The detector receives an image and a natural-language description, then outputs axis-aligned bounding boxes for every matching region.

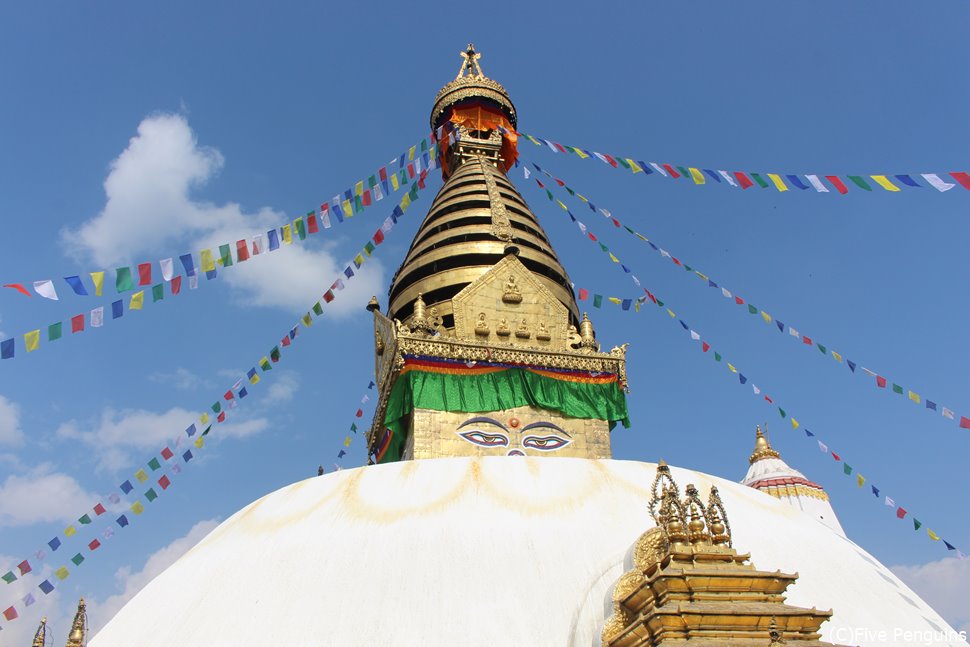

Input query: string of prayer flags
[515,129,970,195]
[333,380,379,464]
[525,158,968,431]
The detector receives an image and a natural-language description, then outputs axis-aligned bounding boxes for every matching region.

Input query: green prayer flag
[48,322,63,341]
[409,183,419,200]
[312,302,323,316]
[656,299,664,307]
[566,187,575,196]
[747,304,757,314]
[364,241,376,256]
[676,166,690,178]
[892,384,904,395]
[212,402,221,413]
[847,175,873,191]
[270,347,281,362]
[617,158,631,169]
[545,189,554,201]
[294,218,306,240]
[350,423,358,432]
[817,344,827,354]
[750,173,770,188]
[683,265,692,272]
[201,424,212,436]
[420,139,428,152]
[78,513,91,525]
[115,267,134,292]
[148,457,161,471]
[843,463,852,475]
[2,571,17,584]
[71,553,84,566]
[354,195,364,213]
[152,284,164,302]
[778,407,787,418]
[145,488,158,502]
[714,352,722,362]
[599,243,609,253]
[593,294,603,308]
[219,244,233,267]
[914,519,922,531]
[368,174,377,188]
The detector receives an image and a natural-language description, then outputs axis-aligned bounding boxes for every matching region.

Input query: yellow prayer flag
[635,233,649,242]
[390,173,400,191]
[282,224,293,244]
[727,363,737,373]
[90,271,105,296]
[928,529,940,541]
[831,351,843,362]
[856,474,865,487]
[200,249,216,272]
[129,291,144,310]
[354,181,364,196]
[25,329,40,352]
[791,418,799,430]
[608,253,620,263]
[199,412,209,425]
[666,309,676,318]
[695,272,709,281]
[760,311,772,324]
[871,175,901,192]
[688,167,705,184]
[577,194,589,202]
[909,391,921,404]
[194,437,205,448]
[767,173,789,192]
[408,146,415,161]
[401,194,411,211]
[135,469,148,483]
[556,199,568,211]
[341,200,353,217]
[64,525,77,537]
[301,313,312,327]
[354,254,365,267]
[55,567,69,581]
[628,159,643,174]
[344,436,352,447]
[573,148,589,159]
[608,297,622,305]
[131,501,145,515]
[249,373,260,385]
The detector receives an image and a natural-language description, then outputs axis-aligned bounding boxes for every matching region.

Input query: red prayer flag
[323,290,335,303]
[281,335,292,347]
[171,276,182,295]
[2,283,31,297]
[671,257,682,266]
[554,178,565,187]
[702,342,710,353]
[950,172,970,191]
[764,395,773,403]
[663,164,680,178]
[159,475,171,490]
[355,408,363,418]
[71,314,85,333]
[161,447,174,460]
[138,263,152,285]
[379,167,388,182]
[373,229,385,245]
[554,142,567,154]
[802,336,812,345]
[645,290,657,305]
[88,539,101,551]
[578,288,588,301]
[536,179,546,189]
[896,507,907,519]
[17,560,31,575]
[611,218,621,228]
[217,411,226,423]
[362,189,372,206]
[734,296,744,305]
[603,154,619,168]
[587,232,597,242]
[407,163,415,178]
[825,176,849,195]
[831,452,841,461]
[418,170,428,189]
[3,605,18,620]
[876,375,887,388]
[93,503,106,516]
[960,416,970,430]
[236,240,250,262]
[307,214,319,233]
[224,390,234,401]
[734,172,754,189]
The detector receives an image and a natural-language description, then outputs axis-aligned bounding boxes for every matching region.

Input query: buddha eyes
[522,435,571,451]
[459,430,509,447]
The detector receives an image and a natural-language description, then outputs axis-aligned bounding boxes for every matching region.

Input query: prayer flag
[79,513,91,525]
[943,407,955,419]
[267,229,280,250]
[88,539,100,551]
[922,173,954,192]
[847,175,872,191]
[294,217,307,240]
[320,203,332,229]
[876,375,887,388]
[247,368,259,384]
[93,502,106,516]
[593,294,603,308]
[48,322,62,341]
[825,176,849,194]
[48,537,61,551]
[17,560,30,576]
[115,266,134,292]
[179,254,195,277]
[892,383,903,395]
[71,553,84,566]
[857,474,865,487]
[236,239,250,262]
[145,488,157,502]
[895,174,920,187]
[282,224,293,244]
[960,416,970,430]
[1,338,13,359]
[871,175,900,192]
[135,469,148,483]
[24,329,40,352]
[928,529,941,540]
[200,249,216,272]
[138,263,152,285]
[33,279,59,300]
[120,480,133,494]
[766,173,788,191]
[688,167,705,184]
[750,173,769,188]
[64,275,88,295]
[307,212,319,234]
[843,463,852,475]
[1,571,15,584]
[131,501,145,515]
[148,457,162,470]
[3,606,18,620]
[908,391,920,404]
[152,284,164,302]
[896,507,907,519]
[2,283,31,297]
[950,172,970,190]
[159,475,171,490]
[55,567,69,580]
[805,174,829,192]
[129,291,144,310]
[160,258,174,281]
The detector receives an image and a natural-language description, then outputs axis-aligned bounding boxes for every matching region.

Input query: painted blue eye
[522,435,571,451]
[459,430,509,447]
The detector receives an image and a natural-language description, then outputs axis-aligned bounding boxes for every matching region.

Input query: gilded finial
[706,485,733,547]
[409,293,436,336]
[684,484,711,546]
[366,295,380,312]
[579,312,598,351]
[65,598,88,647]
[749,423,780,464]
[31,616,48,647]
[457,43,484,79]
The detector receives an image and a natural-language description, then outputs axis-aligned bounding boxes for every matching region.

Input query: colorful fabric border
[514,129,970,195]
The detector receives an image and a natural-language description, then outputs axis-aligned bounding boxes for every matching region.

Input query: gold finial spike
[66,598,88,647]
[32,616,48,647]
[366,295,380,312]
[579,312,598,351]
[684,484,711,546]
[457,43,484,79]
[749,423,780,464]
[706,485,733,547]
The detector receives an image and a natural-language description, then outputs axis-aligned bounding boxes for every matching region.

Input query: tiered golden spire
[31,616,48,647]
[65,598,87,647]
[749,423,781,464]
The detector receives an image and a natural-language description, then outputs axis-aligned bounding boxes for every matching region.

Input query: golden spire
[32,616,48,647]
[749,424,781,464]
[456,43,484,79]
[65,598,87,647]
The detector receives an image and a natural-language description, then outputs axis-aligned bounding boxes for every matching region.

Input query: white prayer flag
[252,234,264,255]
[373,184,384,202]
[189,273,199,290]
[90,307,104,327]
[942,407,955,420]
[718,170,738,187]
[922,173,955,192]
[577,222,587,234]
[805,174,829,193]
[650,162,667,177]
[593,152,610,165]
[599,208,611,218]
[721,287,731,298]
[631,275,641,286]
[660,249,671,258]
[885,496,896,507]
[160,258,174,281]
[789,327,800,337]
[752,385,761,394]
[33,280,58,300]
[524,167,531,179]
[818,441,828,453]
[381,217,394,233]
[689,330,700,341]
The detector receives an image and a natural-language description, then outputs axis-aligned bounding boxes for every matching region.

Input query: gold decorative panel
[402,405,612,460]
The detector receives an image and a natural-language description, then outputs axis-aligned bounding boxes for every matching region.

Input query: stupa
[88,46,965,647]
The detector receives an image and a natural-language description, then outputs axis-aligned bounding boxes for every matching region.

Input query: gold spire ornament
[65,598,88,647]
[456,43,484,79]
[31,616,48,647]
[749,423,781,464]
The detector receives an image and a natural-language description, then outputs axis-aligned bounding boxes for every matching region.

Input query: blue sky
[1,0,969,640]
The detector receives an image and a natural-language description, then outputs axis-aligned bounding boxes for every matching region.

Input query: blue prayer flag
[776,320,785,332]
[116,515,129,528]
[239,387,248,398]
[847,360,857,372]
[637,161,653,175]
[787,175,810,190]
[332,197,344,223]
[368,381,375,389]
[111,300,123,319]
[621,299,632,311]
[392,205,403,221]
[183,450,193,462]
[205,269,217,280]
[48,537,61,552]
[185,423,196,437]
[679,320,688,330]
[1,339,13,359]
[179,254,195,277]
[704,169,721,183]
[805,429,815,437]
[895,174,921,188]
[944,540,956,551]
[267,229,280,250]
[120,480,133,494]
[739,374,747,384]
[926,400,937,411]
[39,580,54,594]
[64,275,88,295]
[343,267,354,279]
[871,485,880,497]
[337,449,347,458]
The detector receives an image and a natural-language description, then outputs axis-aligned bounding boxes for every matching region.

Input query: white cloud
[61,113,383,315]
[87,519,219,637]
[892,556,970,633]
[265,370,300,403]
[147,367,207,391]
[56,406,268,472]
[0,465,101,527]
[0,394,24,445]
